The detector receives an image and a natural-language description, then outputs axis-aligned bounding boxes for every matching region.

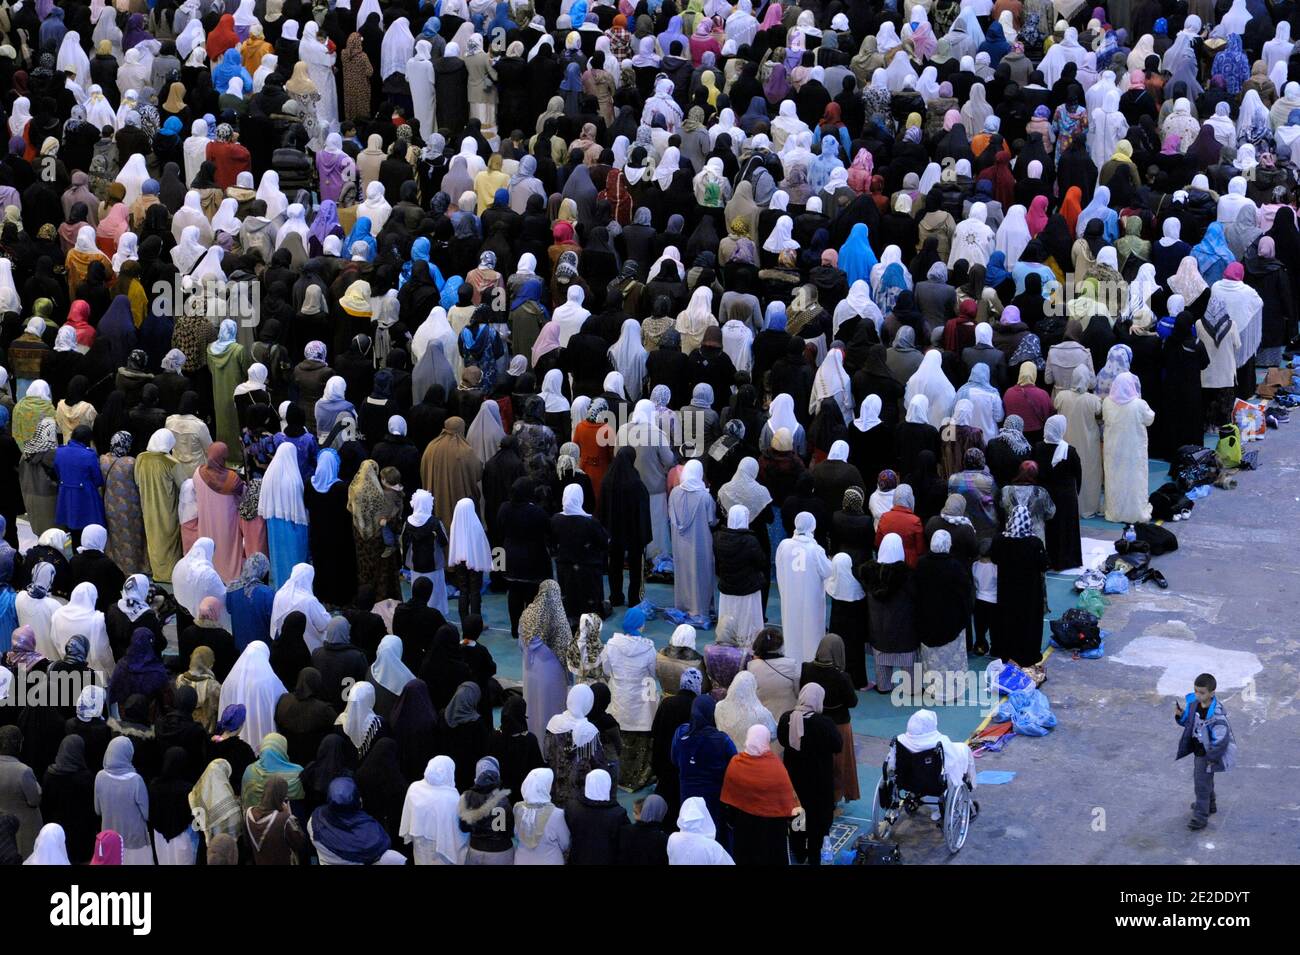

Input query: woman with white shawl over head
[259,442,310,589]
[949,201,995,266]
[173,538,230,626]
[1039,26,1086,88]
[716,504,765,643]
[714,669,777,750]
[668,796,735,864]
[609,318,649,400]
[299,22,339,128]
[905,350,957,428]
[219,641,288,753]
[400,755,468,864]
[554,286,591,346]
[995,204,1032,266]
[668,460,718,620]
[407,40,436,136]
[256,169,289,222]
[49,582,114,673]
[512,767,570,865]
[270,563,330,650]
[447,497,492,617]
[892,709,976,789]
[57,32,92,91]
[466,400,506,464]
[721,316,754,373]
[182,119,211,187]
[775,510,834,664]
[810,347,854,422]
[1101,372,1155,523]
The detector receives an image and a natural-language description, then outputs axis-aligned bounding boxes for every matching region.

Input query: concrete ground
[19,409,1300,864]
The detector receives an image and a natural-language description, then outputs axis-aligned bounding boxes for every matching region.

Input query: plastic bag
[1103,570,1130,594]
[1079,636,1106,660]
[1007,688,1057,736]
[985,659,1034,697]
[1076,588,1108,618]
[1233,398,1266,441]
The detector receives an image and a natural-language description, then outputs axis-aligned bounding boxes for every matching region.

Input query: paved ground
[19,410,1299,864]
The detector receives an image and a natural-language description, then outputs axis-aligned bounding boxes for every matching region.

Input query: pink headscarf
[1109,372,1141,405]
[1223,262,1245,281]
[1026,195,1049,236]
[760,1,784,30]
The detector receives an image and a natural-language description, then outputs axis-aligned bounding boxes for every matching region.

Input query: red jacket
[206,140,252,190]
[875,506,926,567]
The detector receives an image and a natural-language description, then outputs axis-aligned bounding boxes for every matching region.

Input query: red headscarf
[1060,187,1084,236]
[66,300,95,348]
[207,14,240,61]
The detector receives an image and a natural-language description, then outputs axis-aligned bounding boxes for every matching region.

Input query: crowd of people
[0,0,1295,866]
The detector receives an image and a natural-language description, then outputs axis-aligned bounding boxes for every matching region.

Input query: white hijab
[218,641,288,752]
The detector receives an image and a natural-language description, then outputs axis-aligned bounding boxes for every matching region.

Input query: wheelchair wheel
[943,783,972,853]
[870,778,892,839]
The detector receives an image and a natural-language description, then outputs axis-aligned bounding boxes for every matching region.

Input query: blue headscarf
[1192,223,1235,284]
[569,0,589,26]
[310,778,391,864]
[213,48,253,95]
[311,448,341,492]
[510,277,549,314]
[984,251,1010,287]
[808,138,844,193]
[440,276,464,310]
[838,222,879,285]
[622,606,646,634]
[978,22,1010,66]
[764,301,787,331]
[345,217,377,260]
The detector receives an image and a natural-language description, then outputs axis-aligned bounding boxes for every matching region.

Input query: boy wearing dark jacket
[1175,672,1236,830]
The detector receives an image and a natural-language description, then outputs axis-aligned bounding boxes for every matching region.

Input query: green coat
[208,342,250,461]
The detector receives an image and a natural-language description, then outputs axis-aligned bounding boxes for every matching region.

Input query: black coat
[712,526,767,596]
[910,553,973,646]
[565,793,629,865]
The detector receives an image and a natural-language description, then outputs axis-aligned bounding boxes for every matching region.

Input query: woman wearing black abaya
[304,447,357,603]
[39,735,96,864]
[356,737,407,850]
[274,668,339,766]
[439,681,491,791]
[1031,416,1083,571]
[488,695,545,805]
[390,678,440,784]
[418,624,474,711]
[989,505,1049,680]
[301,735,357,817]
[1154,308,1210,461]
[269,611,313,689]
[148,746,198,865]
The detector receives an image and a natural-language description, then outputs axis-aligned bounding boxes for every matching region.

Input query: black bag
[1148,481,1193,521]
[1134,522,1178,555]
[1173,445,1220,491]
[1050,608,1102,651]
[853,838,902,865]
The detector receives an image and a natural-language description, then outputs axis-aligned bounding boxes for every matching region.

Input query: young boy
[1175,673,1236,830]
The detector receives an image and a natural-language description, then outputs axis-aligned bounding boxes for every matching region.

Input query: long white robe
[599,633,659,731]
[774,532,833,665]
[668,483,717,618]
[217,641,287,753]
[407,48,436,137]
[16,592,63,663]
[1053,388,1103,517]
[1101,398,1155,523]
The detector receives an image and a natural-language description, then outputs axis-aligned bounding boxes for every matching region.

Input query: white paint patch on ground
[1108,635,1263,697]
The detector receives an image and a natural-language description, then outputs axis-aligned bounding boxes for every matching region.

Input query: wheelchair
[869,738,978,854]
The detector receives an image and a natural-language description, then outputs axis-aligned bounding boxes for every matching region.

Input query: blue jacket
[54,441,106,530]
[1175,695,1236,773]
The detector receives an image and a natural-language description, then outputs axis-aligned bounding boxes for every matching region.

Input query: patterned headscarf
[1003,505,1034,538]
[110,430,134,457]
[679,667,703,694]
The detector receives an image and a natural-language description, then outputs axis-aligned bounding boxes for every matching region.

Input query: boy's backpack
[1215,423,1242,468]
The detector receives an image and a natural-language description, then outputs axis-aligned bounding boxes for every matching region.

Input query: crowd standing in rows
[0,0,1295,865]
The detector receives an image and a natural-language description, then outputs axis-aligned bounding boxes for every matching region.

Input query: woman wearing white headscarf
[775,511,833,664]
[904,350,956,428]
[668,460,717,620]
[299,22,339,127]
[269,563,329,651]
[257,442,309,588]
[357,181,392,234]
[23,824,71,865]
[893,708,976,789]
[995,204,1032,266]
[466,400,506,464]
[400,755,468,864]
[948,201,994,266]
[49,582,114,673]
[553,286,591,346]
[809,347,854,423]
[608,318,649,400]
[57,32,92,91]
[1101,373,1155,523]
[512,767,570,865]
[172,538,229,628]
[182,119,211,187]
[172,191,212,245]
[407,40,437,136]
[219,641,289,753]
[447,497,492,619]
[714,669,777,750]
[1039,26,1086,87]
[667,796,735,864]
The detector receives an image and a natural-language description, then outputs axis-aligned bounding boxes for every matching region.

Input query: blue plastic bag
[1079,634,1106,659]
[988,660,1034,696]
[1007,688,1057,736]
[1103,570,1130,594]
